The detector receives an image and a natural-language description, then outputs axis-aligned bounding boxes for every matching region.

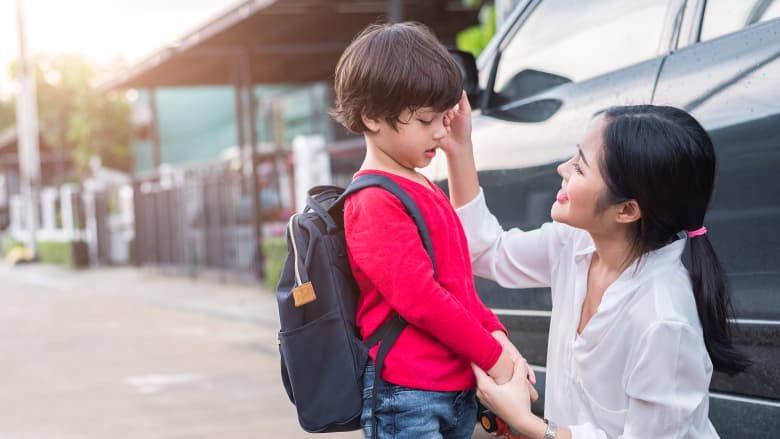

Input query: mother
[441,94,750,439]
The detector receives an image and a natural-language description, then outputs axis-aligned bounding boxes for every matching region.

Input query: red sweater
[344,170,505,391]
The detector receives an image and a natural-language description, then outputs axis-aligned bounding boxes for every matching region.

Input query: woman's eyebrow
[577,145,590,167]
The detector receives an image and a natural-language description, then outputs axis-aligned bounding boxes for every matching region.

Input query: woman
[440,94,750,438]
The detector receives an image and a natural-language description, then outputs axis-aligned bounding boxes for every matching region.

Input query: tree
[0,97,14,132]
[9,54,133,175]
[456,3,496,58]
[68,88,132,172]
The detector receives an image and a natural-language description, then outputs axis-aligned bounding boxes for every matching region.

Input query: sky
[0,0,241,98]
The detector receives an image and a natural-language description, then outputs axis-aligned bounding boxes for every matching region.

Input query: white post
[15,0,42,255]
[59,184,76,240]
[82,188,97,265]
[40,187,57,232]
[292,134,330,213]
[9,195,23,236]
[83,178,107,264]
[116,184,135,263]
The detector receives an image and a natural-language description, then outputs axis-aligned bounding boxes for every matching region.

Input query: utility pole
[15,0,42,256]
[388,0,403,23]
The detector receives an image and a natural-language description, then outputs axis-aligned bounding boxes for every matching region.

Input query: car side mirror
[448,49,482,109]
[490,98,563,123]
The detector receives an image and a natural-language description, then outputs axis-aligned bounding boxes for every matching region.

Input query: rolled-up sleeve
[455,188,568,289]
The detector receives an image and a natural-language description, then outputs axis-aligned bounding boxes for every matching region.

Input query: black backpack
[276,173,436,433]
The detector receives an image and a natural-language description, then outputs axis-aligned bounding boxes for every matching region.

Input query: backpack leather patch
[293,281,317,307]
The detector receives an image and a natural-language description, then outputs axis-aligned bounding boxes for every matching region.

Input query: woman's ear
[361,113,381,133]
[615,199,642,224]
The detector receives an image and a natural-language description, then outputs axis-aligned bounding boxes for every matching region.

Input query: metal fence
[133,169,259,279]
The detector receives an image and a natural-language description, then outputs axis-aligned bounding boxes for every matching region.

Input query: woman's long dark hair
[600,105,750,375]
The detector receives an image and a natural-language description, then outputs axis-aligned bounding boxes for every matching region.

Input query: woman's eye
[572,163,583,175]
[418,119,433,125]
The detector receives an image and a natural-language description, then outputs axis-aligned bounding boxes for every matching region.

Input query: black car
[426,1,780,436]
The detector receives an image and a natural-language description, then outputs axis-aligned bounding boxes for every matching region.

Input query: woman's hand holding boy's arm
[474,361,564,439]
[474,360,537,429]
[441,91,481,208]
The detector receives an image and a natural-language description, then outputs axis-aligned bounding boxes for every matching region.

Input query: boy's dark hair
[331,22,463,133]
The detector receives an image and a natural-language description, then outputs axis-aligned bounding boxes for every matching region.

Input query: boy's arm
[481,306,536,382]
[478,302,506,335]
[346,189,504,374]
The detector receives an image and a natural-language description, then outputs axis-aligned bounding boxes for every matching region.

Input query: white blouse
[457,189,719,439]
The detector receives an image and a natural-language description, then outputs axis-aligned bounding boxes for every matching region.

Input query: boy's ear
[615,199,642,224]
[361,113,381,133]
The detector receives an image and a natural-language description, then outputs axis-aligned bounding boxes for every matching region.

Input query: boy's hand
[486,348,514,385]
[491,331,536,385]
[440,91,473,156]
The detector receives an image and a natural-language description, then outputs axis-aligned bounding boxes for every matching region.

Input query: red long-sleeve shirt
[344,169,506,391]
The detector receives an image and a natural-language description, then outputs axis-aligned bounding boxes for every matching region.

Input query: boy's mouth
[424,147,437,158]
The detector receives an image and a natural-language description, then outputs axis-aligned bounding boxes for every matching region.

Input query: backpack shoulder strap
[335,173,437,276]
[286,213,310,287]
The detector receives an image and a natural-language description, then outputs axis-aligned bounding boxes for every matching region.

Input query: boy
[331,22,518,439]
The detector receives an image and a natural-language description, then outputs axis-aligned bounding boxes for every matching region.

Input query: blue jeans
[361,364,477,439]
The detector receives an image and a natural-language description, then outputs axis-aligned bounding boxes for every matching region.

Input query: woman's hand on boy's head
[439,91,473,156]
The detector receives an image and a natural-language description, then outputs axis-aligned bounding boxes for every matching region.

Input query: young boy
[331,22,518,439]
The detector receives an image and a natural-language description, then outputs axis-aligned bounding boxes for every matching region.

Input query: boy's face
[363,107,449,170]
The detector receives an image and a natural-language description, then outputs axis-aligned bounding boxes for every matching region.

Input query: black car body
[425,1,780,436]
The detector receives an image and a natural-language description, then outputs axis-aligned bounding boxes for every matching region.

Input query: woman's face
[551,115,612,230]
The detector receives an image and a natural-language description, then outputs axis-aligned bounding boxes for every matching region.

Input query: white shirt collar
[573,231,687,276]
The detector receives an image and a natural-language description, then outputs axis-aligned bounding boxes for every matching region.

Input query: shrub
[37,240,89,268]
[262,237,288,291]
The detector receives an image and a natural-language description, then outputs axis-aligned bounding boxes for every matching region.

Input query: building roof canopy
[104,0,478,89]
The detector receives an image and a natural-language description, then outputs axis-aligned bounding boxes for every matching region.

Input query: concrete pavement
[0,264,491,439]
[0,264,362,439]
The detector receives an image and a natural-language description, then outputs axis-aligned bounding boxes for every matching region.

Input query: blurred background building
[0,0,508,283]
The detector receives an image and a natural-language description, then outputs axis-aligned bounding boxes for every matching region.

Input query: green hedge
[262,237,288,291]
[37,240,89,268]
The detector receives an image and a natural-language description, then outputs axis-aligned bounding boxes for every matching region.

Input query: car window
[492,0,669,106]
[700,0,780,42]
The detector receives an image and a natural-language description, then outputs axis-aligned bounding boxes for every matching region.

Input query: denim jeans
[361,364,477,439]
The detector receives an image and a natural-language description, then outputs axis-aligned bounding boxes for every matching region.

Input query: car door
[651,1,780,436]
[424,0,683,412]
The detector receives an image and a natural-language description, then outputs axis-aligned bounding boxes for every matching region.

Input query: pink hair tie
[687,226,707,238]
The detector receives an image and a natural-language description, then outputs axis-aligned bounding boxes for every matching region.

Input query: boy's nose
[433,123,447,140]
